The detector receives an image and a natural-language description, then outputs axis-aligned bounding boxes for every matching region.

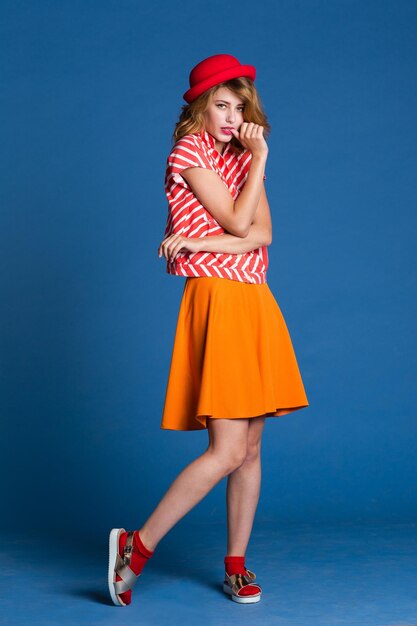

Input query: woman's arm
[180,123,268,237]
[190,223,270,255]
[189,182,272,254]
[158,181,272,260]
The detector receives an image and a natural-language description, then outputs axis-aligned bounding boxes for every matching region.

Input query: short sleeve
[167,135,212,185]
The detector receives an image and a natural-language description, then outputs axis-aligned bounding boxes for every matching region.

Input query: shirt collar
[199,129,231,156]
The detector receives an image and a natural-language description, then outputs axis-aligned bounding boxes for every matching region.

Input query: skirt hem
[160,402,309,431]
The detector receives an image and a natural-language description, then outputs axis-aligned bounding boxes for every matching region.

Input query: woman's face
[203,87,245,152]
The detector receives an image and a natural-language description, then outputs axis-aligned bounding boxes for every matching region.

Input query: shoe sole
[223,582,262,603]
[108,528,126,606]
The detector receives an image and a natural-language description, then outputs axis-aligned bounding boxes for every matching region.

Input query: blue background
[1,0,416,544]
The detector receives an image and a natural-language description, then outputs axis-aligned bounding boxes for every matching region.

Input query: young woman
[108,53,309,607]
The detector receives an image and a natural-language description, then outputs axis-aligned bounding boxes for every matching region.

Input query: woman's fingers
[236,123,261,138]
[168,238,186,261]
[236,122,267,157]
[158,233,184,260]
[158,234,174,258]
[240,122,257,138]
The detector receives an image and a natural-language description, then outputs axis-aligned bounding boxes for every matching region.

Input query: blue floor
[2,520,417,625]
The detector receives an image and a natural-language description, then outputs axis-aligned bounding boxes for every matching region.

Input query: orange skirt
[160,276,309,431]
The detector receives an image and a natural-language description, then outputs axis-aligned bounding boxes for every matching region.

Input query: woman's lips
[221,128,233,135]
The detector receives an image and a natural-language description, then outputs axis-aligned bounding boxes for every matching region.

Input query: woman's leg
[225,416,266,555]
[138,417,250,552]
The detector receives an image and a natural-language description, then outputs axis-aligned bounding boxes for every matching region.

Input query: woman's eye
[216,104,245,112]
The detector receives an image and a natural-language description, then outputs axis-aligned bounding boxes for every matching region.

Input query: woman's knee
[207,445,247,474]
[206,417,248,472]
[243,417,265,463]
[244,441,261,464]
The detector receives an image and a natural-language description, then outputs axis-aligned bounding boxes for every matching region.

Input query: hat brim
[183,64,256,103]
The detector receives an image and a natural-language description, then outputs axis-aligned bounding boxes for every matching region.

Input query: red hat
[183,54,256,104]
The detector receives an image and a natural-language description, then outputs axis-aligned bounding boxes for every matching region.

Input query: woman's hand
[230,122,268,159]
[158,233,201,262]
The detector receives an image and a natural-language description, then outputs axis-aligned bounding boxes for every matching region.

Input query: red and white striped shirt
[163,129,269,284]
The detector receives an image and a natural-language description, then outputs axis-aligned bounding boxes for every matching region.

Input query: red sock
[224,555,247,575]
[116,530,154,605]
[224,555,260,596]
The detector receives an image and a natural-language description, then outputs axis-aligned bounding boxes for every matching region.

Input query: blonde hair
[173,77,270,155]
